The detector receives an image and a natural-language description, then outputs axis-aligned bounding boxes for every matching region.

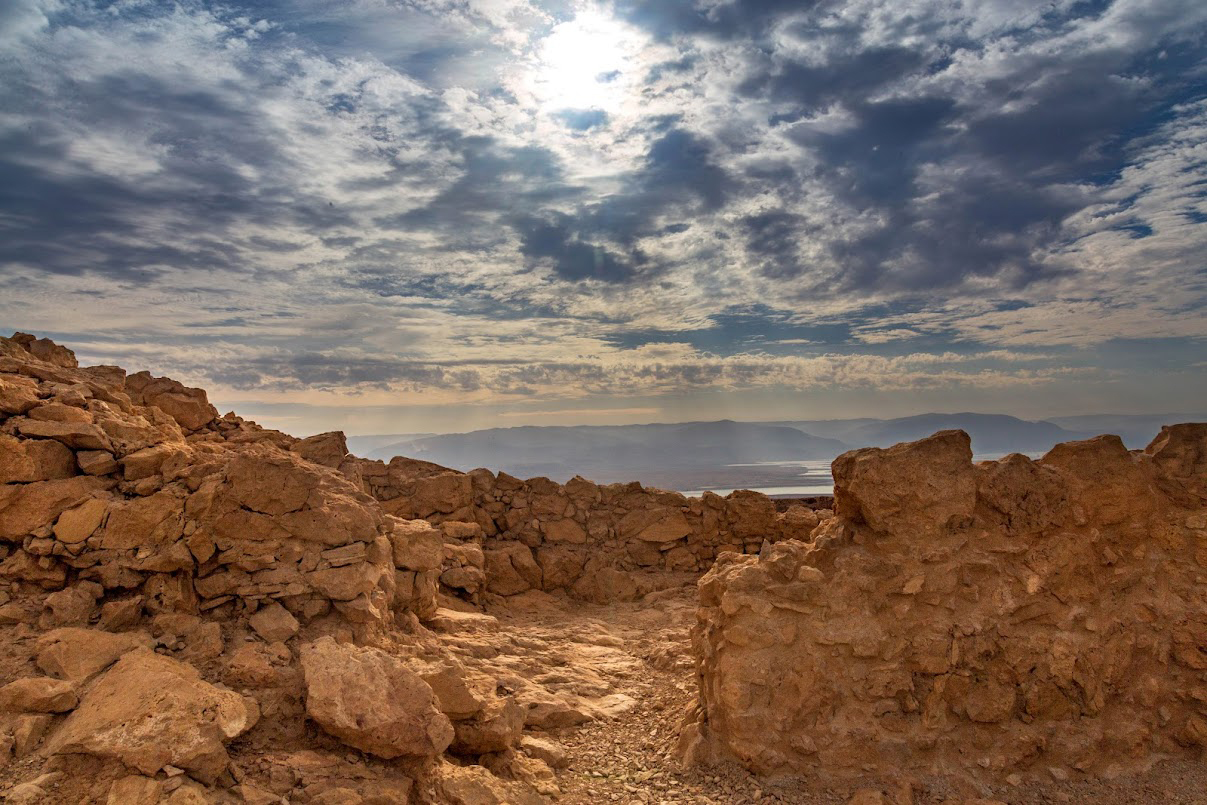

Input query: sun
[531,8,641,114]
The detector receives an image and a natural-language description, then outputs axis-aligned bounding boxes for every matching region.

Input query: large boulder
[36,628,154,682]
[124,371,218,432]
[0,434,75,483]
[47,648,258,781]
[290,431,350,468]
[300,637,454,759]
[831,429,976,536]
[0,477,111,541]
[483,543,542,596]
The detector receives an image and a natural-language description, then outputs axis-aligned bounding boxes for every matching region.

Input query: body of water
[678,453,1039,498]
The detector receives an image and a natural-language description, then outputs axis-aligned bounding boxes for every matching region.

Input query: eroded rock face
[47,648,258,781]
[300,636,454,759]
[683,425,1207,784]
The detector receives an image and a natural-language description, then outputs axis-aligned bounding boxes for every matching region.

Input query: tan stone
[106,776,163,805]
[290,431,349,468]
[0,677,78,712]
[389,517,444,571]
[0,476,110,540]
[451,696,525,754]
[542,518,587,544]
[483,543,542,596]
[411,660,494,721]
[48,648,258,781]
[832,429,976,535]
[520,735,569,769]
[100,491,184,551]
[76,449,119,475]
[684,426,1207,784]
[249,602,299,642]
[121,443,183,480]
[36,627,153,682]
[0,434,75,483]
[300,636,453,758]
[53,498,109,543]
[435,762,545,805]
[125,371,218,432]
[0,375,40,414]
[15,418,112,450]
[28,401,92,423]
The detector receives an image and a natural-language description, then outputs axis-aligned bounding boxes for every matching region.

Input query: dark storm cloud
[616,0,830,39]
[707,3,1207,293]
[516,214,638,282]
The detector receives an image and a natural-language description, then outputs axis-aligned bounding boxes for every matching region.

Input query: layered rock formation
[682,427,1207,785]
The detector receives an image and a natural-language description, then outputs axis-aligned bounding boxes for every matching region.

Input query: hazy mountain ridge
[774,412,1084,454]
[367,420,846,483]
[355,412,1204,489]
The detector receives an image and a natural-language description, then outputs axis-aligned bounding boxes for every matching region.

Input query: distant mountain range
[770,413,1076,454]
[365,420,846,484]
[354,412,1204,490]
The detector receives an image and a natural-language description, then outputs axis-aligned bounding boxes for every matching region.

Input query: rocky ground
[445,589,1207,805]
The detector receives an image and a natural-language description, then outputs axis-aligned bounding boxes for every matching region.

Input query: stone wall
[0,334,442,633]
[354,454,830,603]
[680,427,1207,784]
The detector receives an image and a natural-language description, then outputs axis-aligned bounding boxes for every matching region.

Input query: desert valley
[0,333,1204,805]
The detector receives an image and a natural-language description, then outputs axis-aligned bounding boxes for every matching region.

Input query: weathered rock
[0,375,40,415]
[0,476,110,541]
[435,762,545,805]
[412,659,495,720]
[36,627,153,682]
[47,648,258,780]
[0,677,78,713]
[684,426,1207,783]
[542,518,586,544]
[106,776,163,805]
[300,637,453,758]
[520,735,569,769]
[76,450,119,476]
[451,695,525,754]
[290,431,350,468]
[832,429,976,535]
[40,582,102,626]
[0,434,75,483]
[15,418,112,451]
[249,601,299,642]
[483,543,542,596]
[125,371,218,432]
[389,517,443,571]
[52,498,109,544]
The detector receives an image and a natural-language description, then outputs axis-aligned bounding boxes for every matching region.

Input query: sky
[1,0,1205,436]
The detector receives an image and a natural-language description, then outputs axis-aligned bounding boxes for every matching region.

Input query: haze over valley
[352,411,1204,493]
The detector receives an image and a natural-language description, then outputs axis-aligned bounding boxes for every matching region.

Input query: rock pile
[354,457,830,604]
[682,427,1207,786]
[0,334,562,802]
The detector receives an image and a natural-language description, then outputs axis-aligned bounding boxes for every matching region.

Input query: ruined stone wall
[681,426,1207,785]
[354,455,830,603]
[0,334,442,633]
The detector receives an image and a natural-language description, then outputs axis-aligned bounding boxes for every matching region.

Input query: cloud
[0,0,1203,425]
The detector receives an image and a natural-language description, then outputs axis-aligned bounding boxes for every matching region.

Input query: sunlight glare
[532,8,640,114]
